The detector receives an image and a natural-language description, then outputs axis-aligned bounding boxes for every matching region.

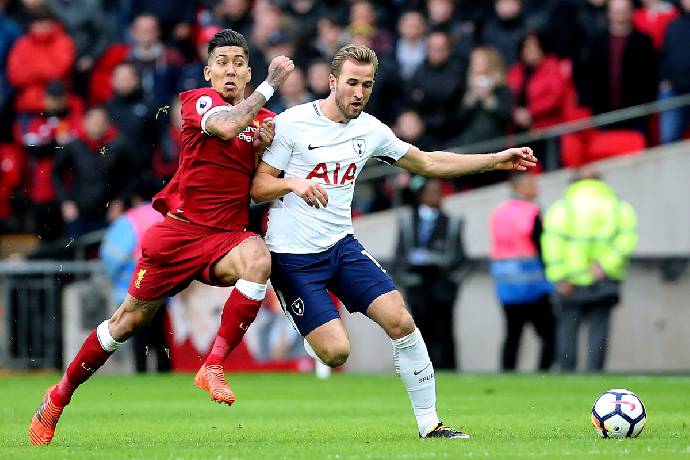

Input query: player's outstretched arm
[252,161,328,208]
[394,146,538,178]
[206,56,294,141]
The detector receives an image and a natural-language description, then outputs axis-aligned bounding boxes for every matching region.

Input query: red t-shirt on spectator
[152,87,274,231]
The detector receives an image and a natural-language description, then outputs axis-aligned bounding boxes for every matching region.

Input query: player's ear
[203,66,211,82]
[329,74,336,92]
[247,66,252,82]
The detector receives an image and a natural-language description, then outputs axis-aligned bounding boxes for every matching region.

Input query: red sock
[51,330,113,406]
[205,289,262,366]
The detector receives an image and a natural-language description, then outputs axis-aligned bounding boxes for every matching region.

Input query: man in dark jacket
[105,62,158,172]
[52,107,133,238]
[407,30,464,144]
[658,0,690,144]
[579,0,657,133]
[394,179,466,369]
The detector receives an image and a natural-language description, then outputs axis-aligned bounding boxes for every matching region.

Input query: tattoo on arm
[206,91,266,139]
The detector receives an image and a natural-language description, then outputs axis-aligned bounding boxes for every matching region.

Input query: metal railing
[0,261,103,369]
[358,92,690,182]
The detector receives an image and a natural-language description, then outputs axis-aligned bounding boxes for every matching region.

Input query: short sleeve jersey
[152,87,274,231]
[262,100,411,253]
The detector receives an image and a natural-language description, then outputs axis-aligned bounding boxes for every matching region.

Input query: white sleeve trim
[201,105,233,135]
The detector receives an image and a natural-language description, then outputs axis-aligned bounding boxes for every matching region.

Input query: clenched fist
[266,56,295,89]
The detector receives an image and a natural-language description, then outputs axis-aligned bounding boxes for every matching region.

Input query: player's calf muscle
[108,296,163,341]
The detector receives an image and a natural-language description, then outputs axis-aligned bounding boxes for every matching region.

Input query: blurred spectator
[179,25,222,92]
[126,14,184,107]
[249,0,284,53]
[17,81,83,240]
[395,10,427,81]
[542,167,638,371]
[131,0,196,47]
[0,143,25,232]
[451,0,492,24]
[579,0,657,131]
[105,62,158,171]
[99,175,168,373]
[393,110,436,151]
[407,30,464,143]
[0,2,22,141]
[394,178,466,370]
[348,0,393,55]
[632,0,678,50]
[480,0,526,66]
[286,0,322,48]
[426,0,475,63]
[658,0,690,144]
[489,173,554,371]
[52,107,133,238]
[262,29,315,70]
[90,14,184,107]
[313,14,348,62]
[547,0,608,63]
[204,0,253,39]
[306,59,331,99]
[7,6,75,113]
[46,0,113,97]
[151,97,181,181]
[268,67,313,113]
[506,29,568,149]
[452,46,512,147]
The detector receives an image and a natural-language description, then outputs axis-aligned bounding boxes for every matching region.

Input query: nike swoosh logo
[413,363,431,375]
[307,144,325,150]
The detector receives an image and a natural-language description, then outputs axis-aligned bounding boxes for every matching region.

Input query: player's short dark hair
[207,29,249,61]
[331,44,379,78]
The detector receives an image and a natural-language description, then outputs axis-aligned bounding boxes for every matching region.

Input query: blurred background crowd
[0,0,689,251]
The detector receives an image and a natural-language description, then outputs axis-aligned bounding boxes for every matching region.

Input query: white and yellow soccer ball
[591,388,646,438]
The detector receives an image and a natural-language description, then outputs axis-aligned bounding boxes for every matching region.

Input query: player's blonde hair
[331,44,379,78]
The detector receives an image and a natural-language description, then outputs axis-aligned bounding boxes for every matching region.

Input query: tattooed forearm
[206,91,266,140]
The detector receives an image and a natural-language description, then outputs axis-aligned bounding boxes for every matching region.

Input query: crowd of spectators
[1,0,689,247]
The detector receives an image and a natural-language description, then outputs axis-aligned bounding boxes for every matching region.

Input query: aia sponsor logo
[306,162,357,185]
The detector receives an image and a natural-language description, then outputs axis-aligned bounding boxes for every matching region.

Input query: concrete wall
[344,141,690,372]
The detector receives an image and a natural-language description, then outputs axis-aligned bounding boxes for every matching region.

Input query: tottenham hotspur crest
[290,297,304,316]
[352,138,366,157]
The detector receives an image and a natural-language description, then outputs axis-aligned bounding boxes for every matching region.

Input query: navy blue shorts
[270,235,397,336]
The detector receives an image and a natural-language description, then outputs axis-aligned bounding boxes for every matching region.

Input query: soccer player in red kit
[29,29,295,445]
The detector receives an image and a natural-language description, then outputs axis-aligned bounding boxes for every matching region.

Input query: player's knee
[240,240,271,281]
[386,308,416,339]
[319,342,350,368]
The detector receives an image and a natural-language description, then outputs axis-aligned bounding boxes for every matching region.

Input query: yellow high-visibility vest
[541,179,638,285]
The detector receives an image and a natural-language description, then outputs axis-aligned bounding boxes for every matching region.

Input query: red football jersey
[153,87,274,231]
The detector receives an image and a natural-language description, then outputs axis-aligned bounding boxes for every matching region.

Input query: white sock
[392,328,440,436]
[96,320,125,352]
[235,279,268,301]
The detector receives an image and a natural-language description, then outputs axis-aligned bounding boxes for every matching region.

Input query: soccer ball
[591,388,646,438]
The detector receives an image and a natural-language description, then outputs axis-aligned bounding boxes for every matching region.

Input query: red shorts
[127,216,257,301]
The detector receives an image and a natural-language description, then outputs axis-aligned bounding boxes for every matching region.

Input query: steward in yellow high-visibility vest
[541,172,637,371]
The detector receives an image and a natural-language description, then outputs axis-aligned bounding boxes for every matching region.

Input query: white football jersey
[262,100,411,253]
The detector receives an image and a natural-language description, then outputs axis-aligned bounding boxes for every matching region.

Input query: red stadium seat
[587,130,646,161]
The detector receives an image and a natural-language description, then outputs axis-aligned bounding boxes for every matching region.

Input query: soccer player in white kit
[251,44,538,439]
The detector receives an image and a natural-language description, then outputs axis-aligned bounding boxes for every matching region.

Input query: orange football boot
[194,364,236,406]
[29,385,64,445]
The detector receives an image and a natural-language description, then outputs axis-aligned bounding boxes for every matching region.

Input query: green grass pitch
[1,372,689,459]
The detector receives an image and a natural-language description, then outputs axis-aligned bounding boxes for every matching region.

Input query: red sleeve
[7,39,32,87]
[527,62,566,118]
[179,87,231,135]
